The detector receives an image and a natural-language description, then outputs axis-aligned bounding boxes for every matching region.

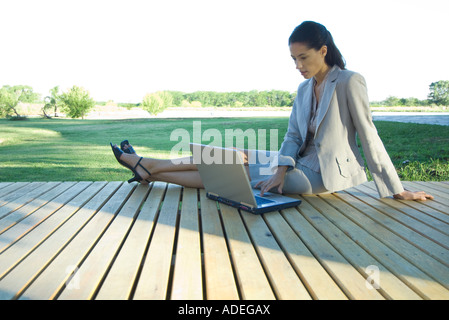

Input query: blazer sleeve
[346,73,404,197]
[276,96,303,171]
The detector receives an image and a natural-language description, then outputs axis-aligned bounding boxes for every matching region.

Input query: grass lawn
[0,117,448,182]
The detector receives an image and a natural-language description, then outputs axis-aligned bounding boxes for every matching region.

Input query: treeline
[371,80,449,107]
[2,80,448,119]
[138,90,297,115]
[370,96,431,107]
[164,90,296,108]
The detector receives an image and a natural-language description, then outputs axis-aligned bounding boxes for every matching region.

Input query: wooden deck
[0,180,448,300]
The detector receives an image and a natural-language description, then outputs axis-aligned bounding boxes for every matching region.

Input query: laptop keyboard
[255,196,275,206]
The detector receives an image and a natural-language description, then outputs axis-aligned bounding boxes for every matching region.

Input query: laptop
[190,143,301,214]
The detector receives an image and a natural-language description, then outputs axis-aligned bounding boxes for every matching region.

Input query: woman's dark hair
[289,21,346,69]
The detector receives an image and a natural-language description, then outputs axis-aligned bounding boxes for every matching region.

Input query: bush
[141,91,173,115]
[59,86,95,119]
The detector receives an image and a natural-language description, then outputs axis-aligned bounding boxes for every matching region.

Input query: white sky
[1,0,448,103]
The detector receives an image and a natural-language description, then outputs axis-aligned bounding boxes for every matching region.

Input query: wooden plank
[0,182,69,235]
[400,182,449,215]
[309,193,449,299]
[18,182,132,300]
[0,180,443,300]
[365,182,449,224]
[0,182,13,191]
[95,182,166,300]
[404,181,449,205]
[331,190,449,291]
[58,183,150,300]
[0,182,48,218]
[0,182,92,276]
[356,183,449,236]
[0,181,109,299]
[263,211,348,299]
[170,187,203,300]
[301,194,417,299]
[0,182,46,210]
[416,181,449,199]
[219,204,275,300]
[281,201,385,300]
[352,185,449,251]
[342,187,449,268]
[364,182,449,225]
[199,189,239,300]
[0,182,29,201]
[133,184,182,300]
[0,182,84,254]
[426,181,449,202]
[434,182,449,190]
[241,211,311,299]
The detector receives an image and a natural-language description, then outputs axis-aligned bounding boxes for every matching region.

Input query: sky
[1,0,448,103]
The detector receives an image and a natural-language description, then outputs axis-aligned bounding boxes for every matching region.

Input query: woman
[111,21,433,201]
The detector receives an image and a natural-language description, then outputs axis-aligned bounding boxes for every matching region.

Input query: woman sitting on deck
[111,21,433,201]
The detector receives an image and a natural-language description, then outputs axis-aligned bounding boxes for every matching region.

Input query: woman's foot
[111,143,152,184]
[120,152,153,182]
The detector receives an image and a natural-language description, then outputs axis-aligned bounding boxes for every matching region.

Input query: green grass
[0,117,448,182]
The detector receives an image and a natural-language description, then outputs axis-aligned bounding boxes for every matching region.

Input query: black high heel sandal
[110,143,151,184]
[120,140,136,154]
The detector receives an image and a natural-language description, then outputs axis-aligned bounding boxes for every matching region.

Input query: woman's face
[290,42,328,80]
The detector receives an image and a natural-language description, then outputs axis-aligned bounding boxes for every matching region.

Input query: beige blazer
[278,66,404,197]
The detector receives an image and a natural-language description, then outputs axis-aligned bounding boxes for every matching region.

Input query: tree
[141,91,173,116]
[43,86,61,118]
[0,87,20,117]
[428,80,449,106]
[0,85,40,118]
[384,96,401,107]
[59,86,95,119]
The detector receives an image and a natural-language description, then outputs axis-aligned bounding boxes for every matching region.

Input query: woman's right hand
[255,166,288,196]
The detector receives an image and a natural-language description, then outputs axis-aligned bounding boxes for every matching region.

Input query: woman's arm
[276,96,303,169]
[346,73,433,201]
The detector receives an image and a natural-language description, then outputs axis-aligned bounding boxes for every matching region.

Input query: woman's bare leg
[118,152,194,172]
[114,144,250,187]
[150,171,204,188]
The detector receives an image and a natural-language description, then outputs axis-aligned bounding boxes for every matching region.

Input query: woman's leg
[114,145,249,188]
[282,164,328,194]
[150,171,204,188]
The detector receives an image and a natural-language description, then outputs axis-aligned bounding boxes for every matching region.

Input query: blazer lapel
[299,79,313,141]
[314,66,340,136]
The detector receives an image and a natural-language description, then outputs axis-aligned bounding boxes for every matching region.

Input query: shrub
[190,101,202,108]
[59,86,95,119]
[141,91,173,115]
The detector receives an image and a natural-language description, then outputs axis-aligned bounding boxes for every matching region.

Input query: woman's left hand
[393,190,434,201]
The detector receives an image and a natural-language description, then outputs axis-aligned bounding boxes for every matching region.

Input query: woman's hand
[255,166,288,196]
[393,190,434,201]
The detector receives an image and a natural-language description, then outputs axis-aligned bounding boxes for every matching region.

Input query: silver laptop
[190,143,301,214]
